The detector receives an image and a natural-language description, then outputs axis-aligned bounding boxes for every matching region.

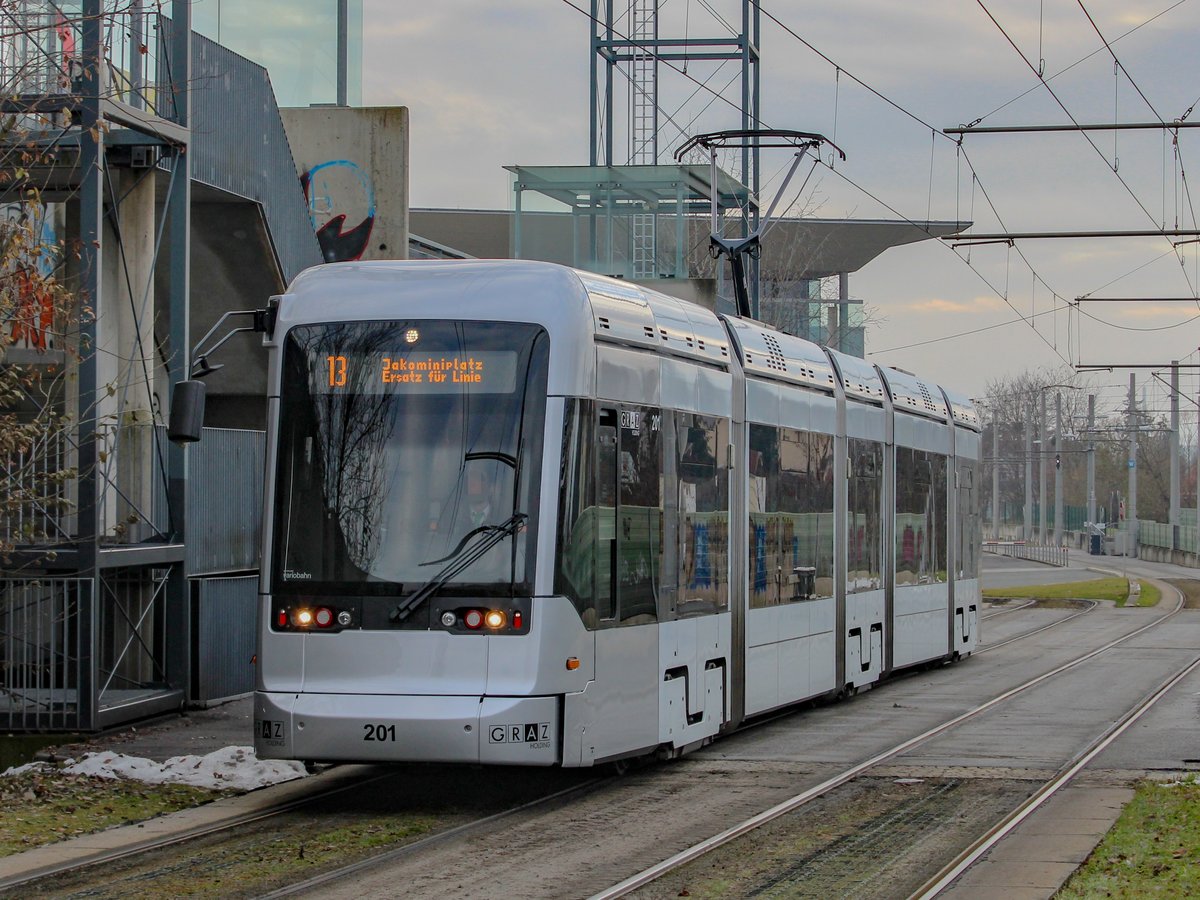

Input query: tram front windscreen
[272,320,549,607]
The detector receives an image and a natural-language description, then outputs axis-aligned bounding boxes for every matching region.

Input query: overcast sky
[360,0,1200,418]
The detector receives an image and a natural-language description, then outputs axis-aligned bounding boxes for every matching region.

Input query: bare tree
[0,147,79,562]
[0,0,107,563]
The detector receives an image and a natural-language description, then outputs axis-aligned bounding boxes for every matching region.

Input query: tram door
[953,454,980,653]
[584,406,662,761]
[593,405,663,622]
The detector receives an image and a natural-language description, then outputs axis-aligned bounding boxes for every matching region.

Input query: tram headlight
[285,606,345,630]
[484,609,506,629]
[440,611,457,628]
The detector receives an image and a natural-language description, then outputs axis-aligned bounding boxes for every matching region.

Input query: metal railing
[0,576,88,731]
[982,540,1069,567]
[1,427,73,549]
[1,566,179,732]
[1,1,173,116]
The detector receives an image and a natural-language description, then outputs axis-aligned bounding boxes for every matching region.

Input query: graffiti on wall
[300,159,376,263]
[3,205,59,352]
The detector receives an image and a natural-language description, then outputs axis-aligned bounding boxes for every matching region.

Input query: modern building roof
[409,208,969,281]
[504,164,755,214]
[760,217,970,279]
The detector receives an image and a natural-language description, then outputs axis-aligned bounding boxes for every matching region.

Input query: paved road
[981,552,1107,591]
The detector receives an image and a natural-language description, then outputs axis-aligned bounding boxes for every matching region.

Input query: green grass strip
[1058,779,1200,898]
[984,577,1164,607]
[983,577,1131,604]
[1131,580,1161,607]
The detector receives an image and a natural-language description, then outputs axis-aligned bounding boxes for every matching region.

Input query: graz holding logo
[488,722,550,746]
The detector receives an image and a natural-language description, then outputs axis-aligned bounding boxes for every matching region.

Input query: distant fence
[1138,521,1198,553]
[982,540,1069,567]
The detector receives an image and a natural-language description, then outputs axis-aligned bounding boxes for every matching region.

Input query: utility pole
[1087,394,1096,528]
[1128,374,1138,557]
[1054,392,1063,546]
[1170,361,1180,550]
[1024,409,1033,542]
[1039,392,1048,543]
[991,405,1000,539]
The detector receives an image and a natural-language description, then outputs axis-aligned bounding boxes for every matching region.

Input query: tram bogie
[254,259,981,768]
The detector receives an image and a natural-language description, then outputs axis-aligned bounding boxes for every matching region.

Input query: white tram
[254,259,981,767]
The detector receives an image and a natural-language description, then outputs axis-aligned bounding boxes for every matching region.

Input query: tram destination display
[314,349,520,394]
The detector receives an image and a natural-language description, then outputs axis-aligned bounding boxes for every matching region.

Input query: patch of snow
[61,746,307,791]
[1,761,49,778]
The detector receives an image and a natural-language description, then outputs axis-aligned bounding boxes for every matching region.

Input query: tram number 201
[362,723,397,742]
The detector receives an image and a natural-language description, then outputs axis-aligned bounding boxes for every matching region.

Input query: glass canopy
[504,164,757,281]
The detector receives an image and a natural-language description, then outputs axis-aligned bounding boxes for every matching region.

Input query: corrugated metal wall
[192,575,257,703]
[159,20,323,283]
[186,428,265,575]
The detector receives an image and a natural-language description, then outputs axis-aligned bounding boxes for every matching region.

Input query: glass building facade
[192,0,362,107]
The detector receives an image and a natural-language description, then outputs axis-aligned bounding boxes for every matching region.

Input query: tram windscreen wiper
[389,512,527,623]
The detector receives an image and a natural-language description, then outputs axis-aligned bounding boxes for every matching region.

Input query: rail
[592,588,1186,899]
[982,540,1068,567]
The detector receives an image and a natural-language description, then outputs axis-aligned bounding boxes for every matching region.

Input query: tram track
[975,598,1095,654]
[247,586,1170,899]
[2,764,603,898]
[0,764,393,894]
[911,643,1200,898]
[979,597,1036,619]
[257,777,606,899]
[2,592,1161,898]
[591,585,1189,899]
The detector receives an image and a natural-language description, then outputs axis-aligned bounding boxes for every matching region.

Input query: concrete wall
[280,106,409,262]
[1136,544,1200,568]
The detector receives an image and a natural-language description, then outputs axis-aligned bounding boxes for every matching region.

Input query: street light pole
[1054,391,1063,546]
[1128,373,1138,557]
[1024,408,1033,542]
[1087,394,1096,528]
[991,404,1000,540]
[1039,392,1048,543]
[1170,360,1180,550]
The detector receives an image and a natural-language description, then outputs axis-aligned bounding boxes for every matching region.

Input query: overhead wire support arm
[1076,363,1200,371]
[945,121,1200,136]
[946,229,1200,242]
[1074,297,1200,303]
[674,129,846,319]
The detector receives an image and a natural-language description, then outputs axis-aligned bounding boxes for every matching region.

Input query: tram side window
[596,408,619,621]
[617,407,662,624]
[956,459,981,580]
[555,400,598,625]
[555,402,662,628]
[675,413,730,615]
[748,423,778,608]
[847,439,883,593]
[895,447,948,585]
[748,423,835,608]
